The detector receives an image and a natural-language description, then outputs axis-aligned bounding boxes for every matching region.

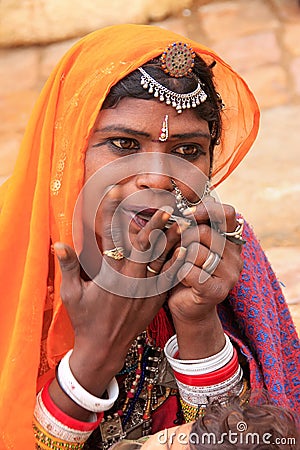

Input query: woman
[0,24,298,449]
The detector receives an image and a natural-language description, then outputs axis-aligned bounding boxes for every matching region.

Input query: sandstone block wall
[0,0,192,47]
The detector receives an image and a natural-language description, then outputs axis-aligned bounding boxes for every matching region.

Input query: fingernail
[176,219,191,234]
[182,206,196,216]
[54,243,67,260]
[161,205,174,221]
[161,205,174,215]
[178,246,187,259]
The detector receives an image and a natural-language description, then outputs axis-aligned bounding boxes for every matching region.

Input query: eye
[109,138,139,150]
[172,144,205,158]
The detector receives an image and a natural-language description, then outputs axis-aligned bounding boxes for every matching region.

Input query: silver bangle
[177,365,244,406]
[178,371,244,407]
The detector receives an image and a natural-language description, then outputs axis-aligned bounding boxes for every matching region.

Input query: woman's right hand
[50,187,186,415]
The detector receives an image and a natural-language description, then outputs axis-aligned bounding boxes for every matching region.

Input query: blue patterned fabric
[218,219,300,415]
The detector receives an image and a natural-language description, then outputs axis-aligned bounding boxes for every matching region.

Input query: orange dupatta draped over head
[0,24,259,448]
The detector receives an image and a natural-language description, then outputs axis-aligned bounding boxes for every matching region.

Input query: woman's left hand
[167,196,244,358]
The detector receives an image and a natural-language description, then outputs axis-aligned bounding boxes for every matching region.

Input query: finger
[145,218,190,276]
[133,206,174,252]
[53,242,83,304]
[183,241,235,281]
[185,242,210,268]
[156,246,187,292]
[183,225,243,277]
[176,261,195,287]
[127,206,174,276]
[177,261,217,292]
[181,223,225,256]
[217,243,244,279]
[100,185,124,265]
[179,247,243,295]
[183,197,238,233]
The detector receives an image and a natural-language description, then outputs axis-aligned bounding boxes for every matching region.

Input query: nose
[135,153,173,192]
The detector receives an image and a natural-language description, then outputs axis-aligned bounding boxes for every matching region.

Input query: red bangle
[41,379,103,431]
[173,348,239,387]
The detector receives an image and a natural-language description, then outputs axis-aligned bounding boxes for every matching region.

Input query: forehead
[94,97,209,134]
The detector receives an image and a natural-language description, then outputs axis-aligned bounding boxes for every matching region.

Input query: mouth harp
[164,214,194,229]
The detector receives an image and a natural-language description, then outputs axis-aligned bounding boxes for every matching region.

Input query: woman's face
[83,97,211,253]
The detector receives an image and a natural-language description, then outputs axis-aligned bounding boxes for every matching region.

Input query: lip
[122,206,159,230]
[123,205,161,217]
[124,204,160,213]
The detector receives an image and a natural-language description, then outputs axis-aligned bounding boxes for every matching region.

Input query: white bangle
[57,350,119,413]
[164,334,233,375]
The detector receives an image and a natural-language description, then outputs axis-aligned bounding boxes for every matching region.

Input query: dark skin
[49,98,243,421]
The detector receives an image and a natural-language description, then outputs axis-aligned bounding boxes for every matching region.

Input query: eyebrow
[95,126,210,141]
[95,125,150,138]
[170,131,211,140]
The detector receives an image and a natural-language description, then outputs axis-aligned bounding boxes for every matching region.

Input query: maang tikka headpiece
[138,42,207,114]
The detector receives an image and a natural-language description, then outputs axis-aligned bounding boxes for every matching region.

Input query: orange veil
[0,24,259,448]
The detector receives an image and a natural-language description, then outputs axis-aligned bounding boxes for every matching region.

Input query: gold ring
[147,265,159,275]
[103,247,124,260]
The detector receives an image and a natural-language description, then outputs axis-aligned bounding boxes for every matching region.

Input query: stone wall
[0,0,192,47]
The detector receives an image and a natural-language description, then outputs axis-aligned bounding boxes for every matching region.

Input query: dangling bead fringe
[138,67,207,114]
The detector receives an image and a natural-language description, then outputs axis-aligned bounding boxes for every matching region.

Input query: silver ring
[147,265,159,275]
[222,218,244,237]
[220,218,246,245]
[103,247,124,260]
[202,252,221,275]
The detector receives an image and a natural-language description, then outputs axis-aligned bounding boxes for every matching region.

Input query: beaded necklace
[84,332,170,449]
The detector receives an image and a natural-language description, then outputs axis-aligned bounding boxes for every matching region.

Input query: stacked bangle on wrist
[164,334,244,418]
[179,378,249,423]
[179,398,206,423]
[165,334,233,375]
[57,349,119,413]
[176,363,244,406]
[33,380,103,449]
